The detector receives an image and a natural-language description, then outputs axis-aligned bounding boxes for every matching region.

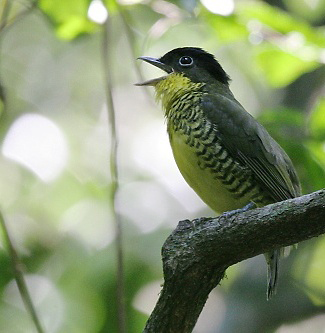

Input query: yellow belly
[170,132,250,213]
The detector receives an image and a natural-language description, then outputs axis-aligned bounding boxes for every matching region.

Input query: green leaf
[239,2,325,48]
[56,15,97,40]
[255,45,319,87]
[300,143,325,193]
[237,2,325,86]
[203,10,248,43]
[39,0,99,39]
[103,0,118,13]
[257,108,325,192]
[306,141,325,173]
[309,98,325,141]
[258,108,304,128]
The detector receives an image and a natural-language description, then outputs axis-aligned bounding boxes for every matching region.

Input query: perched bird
[136,47,301,299]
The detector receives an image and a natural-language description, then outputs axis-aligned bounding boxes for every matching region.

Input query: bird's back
[157,74,300,213]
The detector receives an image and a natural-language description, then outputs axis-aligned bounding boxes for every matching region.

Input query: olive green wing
[202,93,301,201]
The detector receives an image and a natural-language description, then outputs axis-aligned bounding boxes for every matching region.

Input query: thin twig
[0,0,38,34]
[116,3,156,106]
[0,0,12,114]
[102,15,127,333]
[0,0,12,32]
[0,212,45,333]
[0,3,44,331]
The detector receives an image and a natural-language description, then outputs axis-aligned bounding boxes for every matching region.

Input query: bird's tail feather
[265,249,281,300]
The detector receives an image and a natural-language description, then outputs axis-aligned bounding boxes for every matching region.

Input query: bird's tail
[264,249,281,300]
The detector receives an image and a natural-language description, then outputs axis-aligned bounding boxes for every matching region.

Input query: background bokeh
[0,0,324,332]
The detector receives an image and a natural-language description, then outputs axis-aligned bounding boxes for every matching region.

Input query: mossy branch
[143,189,325,333]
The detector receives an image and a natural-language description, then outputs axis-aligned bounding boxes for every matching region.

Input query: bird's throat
[154,73,204,113]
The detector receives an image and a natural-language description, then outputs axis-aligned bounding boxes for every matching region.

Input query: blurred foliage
[0,0,324,332]
[39,0,99,39]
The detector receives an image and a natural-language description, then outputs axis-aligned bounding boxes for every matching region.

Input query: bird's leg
[222,202,256,217]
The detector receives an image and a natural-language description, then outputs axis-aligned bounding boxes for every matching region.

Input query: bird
[136,47,301,299]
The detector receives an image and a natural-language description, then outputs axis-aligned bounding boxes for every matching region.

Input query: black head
[160,47,230,84]
[137,47,230,86]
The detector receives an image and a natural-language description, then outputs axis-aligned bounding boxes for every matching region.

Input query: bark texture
[143,189,325,333]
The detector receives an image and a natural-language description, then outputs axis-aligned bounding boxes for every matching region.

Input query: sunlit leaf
[39,0,99,39]
[202,10,248,43]
[239,2,325,48]
[255,45,319,87]
[103,0,118,13]
[56,15,97,39]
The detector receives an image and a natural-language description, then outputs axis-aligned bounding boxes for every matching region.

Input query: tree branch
[143,189,325,333]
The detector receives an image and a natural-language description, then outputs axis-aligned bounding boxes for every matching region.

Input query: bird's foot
[222,202,256,218]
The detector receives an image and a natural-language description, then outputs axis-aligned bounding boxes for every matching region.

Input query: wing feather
[202,93,301,202]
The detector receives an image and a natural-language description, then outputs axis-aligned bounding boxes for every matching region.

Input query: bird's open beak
[135,56,173,86]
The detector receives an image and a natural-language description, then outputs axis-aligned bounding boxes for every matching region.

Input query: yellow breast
[169,131,251,213]
[154,73,252,213]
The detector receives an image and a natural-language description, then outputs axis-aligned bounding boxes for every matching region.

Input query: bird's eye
[179,56,193,67]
